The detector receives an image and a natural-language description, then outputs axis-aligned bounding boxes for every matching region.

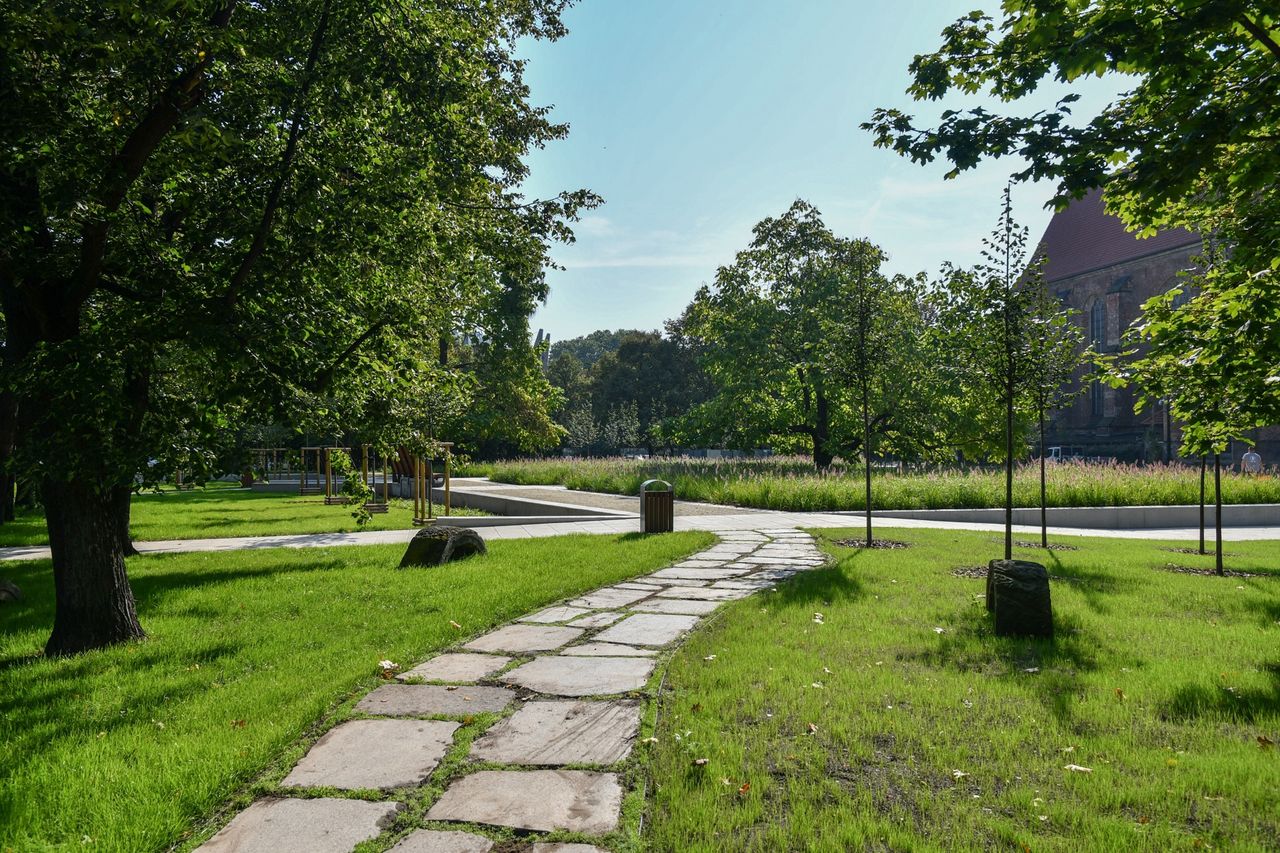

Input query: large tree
[681,201,867,469]
[0,1,594,655]
[865,0,1280,440]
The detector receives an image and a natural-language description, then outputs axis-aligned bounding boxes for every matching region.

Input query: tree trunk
[115,484,140,557]
[0,391,16,524]
[813,389,833,471]
[42,477,145,656]
[1214,453,1223,576]
[1039,407,1047,548]
[1004,384,1014,560]
[1199,456,1206,556]
[861,383,873,547]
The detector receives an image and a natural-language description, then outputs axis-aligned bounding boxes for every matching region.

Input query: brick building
[1038,188,1279,464]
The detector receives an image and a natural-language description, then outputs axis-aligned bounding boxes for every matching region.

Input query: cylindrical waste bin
[640,479,674,533]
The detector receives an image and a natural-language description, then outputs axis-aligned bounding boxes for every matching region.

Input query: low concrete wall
[430,486,635,519]
[869,503,1280,529]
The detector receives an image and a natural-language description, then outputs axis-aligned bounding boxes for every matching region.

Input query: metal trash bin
[640,479,674,533]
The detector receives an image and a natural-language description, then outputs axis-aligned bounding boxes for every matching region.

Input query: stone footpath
[195,528,826,853]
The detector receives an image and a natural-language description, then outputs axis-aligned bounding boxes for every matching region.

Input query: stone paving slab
[464,624,584,654]
[282,719,458,790]
[561,642,656,657]
[593,613,700,647]
[652,585,752,601]
[712,578,778,590]
[647,567,750,580]
[388,829,494,852]
[568,588,653,609]
[520,605,591,624]
[501,655,655,696]
[631,598,723,615]
[398,653,511,683]
[566,611,625,629]
[470,700,640,765]
[671,559,729,568]
[196,797,400,853]
[640,577,709,587]
[530,844,610,852]
[613,581,664,590]
[426,770,622,834]
[357,684,515,716]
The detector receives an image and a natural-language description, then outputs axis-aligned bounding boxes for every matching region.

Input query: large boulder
[399,526,487,568]
[0,579,22,603]
[988,559,1053,638]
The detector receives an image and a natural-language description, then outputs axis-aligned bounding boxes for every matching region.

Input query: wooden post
[324,448,332,502]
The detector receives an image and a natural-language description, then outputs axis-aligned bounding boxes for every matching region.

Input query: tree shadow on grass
[906,607,1102,727]
[765,554,865,610]
[1161,663,1280,724]
[1039,551,1136,616]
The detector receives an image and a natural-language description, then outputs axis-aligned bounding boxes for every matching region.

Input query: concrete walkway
[3,507,1278,563]
[194,527,827,852]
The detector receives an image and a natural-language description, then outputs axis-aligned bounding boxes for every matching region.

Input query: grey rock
[463,624,584,654]
[282,719,457,790]
[398,653,511,683]
[990,560,1053,638]
[501,655,655,696]
[426,770,622,834]
[357,684,515,716]
[195,797,400,853]
[0,580,21,602]
[652,585,750,601]
[388,830,494,853]
[400,527,487,568]
[470,700,640,765]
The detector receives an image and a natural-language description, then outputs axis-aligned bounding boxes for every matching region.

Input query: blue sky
[518,0,1128,341]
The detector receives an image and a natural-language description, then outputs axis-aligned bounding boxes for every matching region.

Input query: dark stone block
[400,526,487,568]
[0,579,21,603]
[989,560,1053,638]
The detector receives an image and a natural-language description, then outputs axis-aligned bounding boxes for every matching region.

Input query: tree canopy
[0,0,594,654]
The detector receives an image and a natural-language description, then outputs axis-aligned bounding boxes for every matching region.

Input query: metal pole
[445,447,451,516]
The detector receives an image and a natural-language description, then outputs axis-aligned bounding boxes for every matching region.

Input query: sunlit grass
[0,531,713,853]
[642,528,1280,852]
[0,488,484,547]
[464,456,1280,512]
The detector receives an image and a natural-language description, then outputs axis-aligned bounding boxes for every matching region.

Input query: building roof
[1036,188,1200,283]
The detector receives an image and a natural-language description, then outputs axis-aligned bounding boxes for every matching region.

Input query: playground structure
[393,444,453,524]
[251,444,451,519]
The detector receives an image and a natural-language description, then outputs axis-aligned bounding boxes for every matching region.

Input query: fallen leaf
[446,685,458,692]
[1115,688,1126,702]
[230,719,246,729]
[691,702,703,713]
[721,777,732,785]
[823,666,832,674]
[1258,735,1275,750]
[449,620,462,629]
[933,627,946,634]
[1063,764,1093,773]
[1061,745,1075,753]
[737,781,751,795]
[642,737,659,745]
[703,654,717,661]
[1138,816,1150,825]
[952,769,969,779]
[811,682,824,689]
[807,722,818,734]
[1023,667,1040,674]
[693,757,709,766]
[1166,758,1178,768]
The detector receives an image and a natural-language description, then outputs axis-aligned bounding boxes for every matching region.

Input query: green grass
[0,531,713,853]
[0,488,484,547]
[464,456,1280,512]
[643,529,1280,852]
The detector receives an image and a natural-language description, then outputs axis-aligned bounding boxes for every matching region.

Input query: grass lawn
[0,487,484,547]
[0,531,713,853]
[643,529,1280,852]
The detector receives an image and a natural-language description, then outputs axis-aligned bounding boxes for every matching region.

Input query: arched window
[1089,299,1106,344]
[1091,380,1104,416]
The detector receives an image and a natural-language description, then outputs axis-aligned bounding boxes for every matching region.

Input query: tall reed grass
[459,456,1280,511]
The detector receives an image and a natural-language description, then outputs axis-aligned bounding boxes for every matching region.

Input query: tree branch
[223,0,332,309]
[74,2,238,305]
[1239,15,1280,63]
[307,318,388,392]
